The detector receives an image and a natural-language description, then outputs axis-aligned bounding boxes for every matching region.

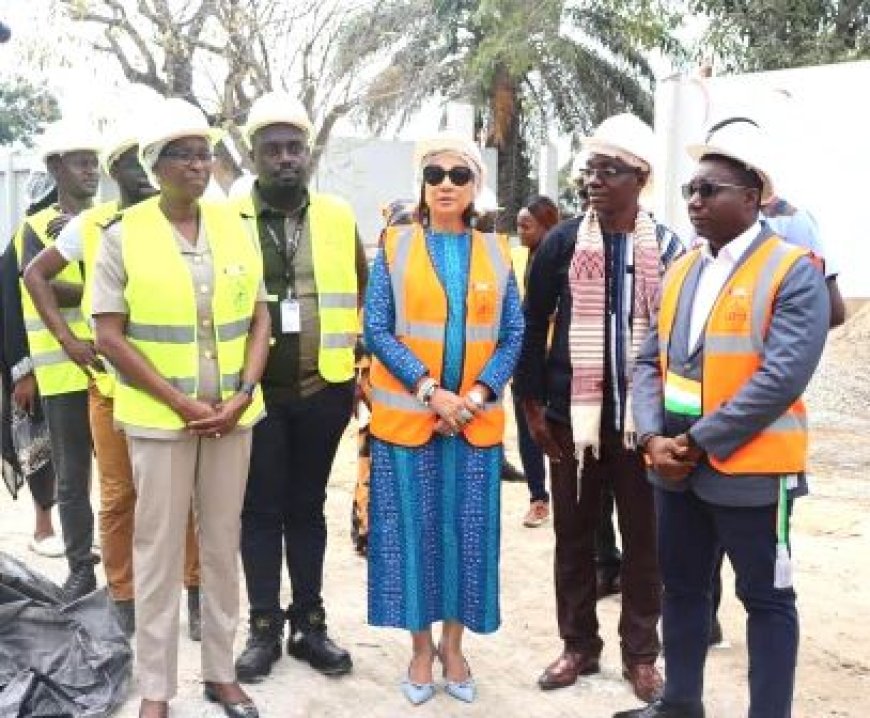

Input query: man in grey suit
[615,127,829,718]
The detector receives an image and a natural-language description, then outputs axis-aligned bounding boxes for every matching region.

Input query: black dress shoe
[204,683,259,718]
[613,698,705,718]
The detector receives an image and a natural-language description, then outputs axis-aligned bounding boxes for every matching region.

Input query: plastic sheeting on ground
[0,552,132,717]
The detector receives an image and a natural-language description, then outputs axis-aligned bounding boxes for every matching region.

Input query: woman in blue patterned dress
[364,134,523,705]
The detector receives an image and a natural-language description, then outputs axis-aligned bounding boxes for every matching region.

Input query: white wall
[655,61,870,298]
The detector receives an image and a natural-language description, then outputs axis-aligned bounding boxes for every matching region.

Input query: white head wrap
[414,132,485,192]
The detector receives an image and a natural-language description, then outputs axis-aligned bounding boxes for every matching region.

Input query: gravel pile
[806,303,870,420]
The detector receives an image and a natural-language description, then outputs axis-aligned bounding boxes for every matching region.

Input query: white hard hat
[100,121,139,174]
[138,97,222,157]
[413,132,485,188]
[244,92,314,147]
[686,121,775,204]
[38,120,102,162]
[475,186,501,213]
[137,98,222,187]
[580,113,655,172]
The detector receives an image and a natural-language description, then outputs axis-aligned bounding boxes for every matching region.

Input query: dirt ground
[2,341,869,717]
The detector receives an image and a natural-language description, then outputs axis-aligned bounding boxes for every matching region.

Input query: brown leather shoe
[538,650,600,690]
[623,663,664,703]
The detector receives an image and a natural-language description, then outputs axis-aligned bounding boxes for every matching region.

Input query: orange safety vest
[658,235,812,475]
[369,224,511,448]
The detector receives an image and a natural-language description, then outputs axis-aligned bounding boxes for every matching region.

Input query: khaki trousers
[129,431,251,700]
[88,385,200,600]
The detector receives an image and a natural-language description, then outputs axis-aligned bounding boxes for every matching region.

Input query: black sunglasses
[681,180,752,200]
[422,164,474,187]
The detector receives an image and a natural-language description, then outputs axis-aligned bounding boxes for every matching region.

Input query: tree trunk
[489,64,533,232]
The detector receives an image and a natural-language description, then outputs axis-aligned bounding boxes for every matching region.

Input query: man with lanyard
[23,128,203,639]
[11,120,102,599]
[515,114,683,704]
[616,126,829,718]
[232,92,368,682]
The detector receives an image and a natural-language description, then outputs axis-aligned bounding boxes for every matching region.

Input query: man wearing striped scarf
[515,114,683,704]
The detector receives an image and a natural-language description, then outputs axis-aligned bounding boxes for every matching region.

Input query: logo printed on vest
[472,281,496,322]
[723,286,750,324]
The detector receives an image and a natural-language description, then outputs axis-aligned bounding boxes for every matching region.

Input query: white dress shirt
[688,221,761,350]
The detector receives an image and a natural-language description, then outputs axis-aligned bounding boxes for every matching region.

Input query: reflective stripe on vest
[230,191,360,381]
[112,197,265,431]
[658,236,810,474]
[369,224,510,448]
[14,207,90,397]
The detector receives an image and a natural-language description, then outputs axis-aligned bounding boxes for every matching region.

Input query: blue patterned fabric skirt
[367,435,502,634]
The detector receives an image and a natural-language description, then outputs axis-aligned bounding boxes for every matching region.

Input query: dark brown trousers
[549,420,661,666]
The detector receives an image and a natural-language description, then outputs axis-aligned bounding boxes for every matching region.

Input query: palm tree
[335,0,683,225]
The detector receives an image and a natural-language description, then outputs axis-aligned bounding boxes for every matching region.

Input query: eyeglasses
[159,149,214,166]
[422,164,474,187]
[579,166,638,181]
[681,180,751,200]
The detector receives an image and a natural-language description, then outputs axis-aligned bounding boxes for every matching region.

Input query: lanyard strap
[264,207,308,282]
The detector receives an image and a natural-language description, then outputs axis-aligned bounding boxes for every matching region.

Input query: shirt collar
[701,220,761,264]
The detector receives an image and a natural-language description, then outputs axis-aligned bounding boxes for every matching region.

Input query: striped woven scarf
[568,209,662,460]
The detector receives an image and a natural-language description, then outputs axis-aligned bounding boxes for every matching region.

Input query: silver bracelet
[467,389,486,410]
[416,377,438,405]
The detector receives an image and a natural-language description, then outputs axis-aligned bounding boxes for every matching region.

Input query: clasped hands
[645,433,705,481]
[428,386,485,437]
[173,392,252,439]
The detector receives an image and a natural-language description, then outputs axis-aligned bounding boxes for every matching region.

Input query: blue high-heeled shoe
[438,648,476,703]
[400,656,436,706]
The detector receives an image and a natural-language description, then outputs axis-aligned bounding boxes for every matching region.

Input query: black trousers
[43,390,93,570]
[241,381,353,620]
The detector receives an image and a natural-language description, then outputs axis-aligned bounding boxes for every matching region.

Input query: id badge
[280,298,301,334]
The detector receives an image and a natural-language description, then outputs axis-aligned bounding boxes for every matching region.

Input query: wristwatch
[238,381,257,399]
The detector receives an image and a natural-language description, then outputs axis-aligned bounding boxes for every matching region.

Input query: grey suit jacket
[632,227,829,506]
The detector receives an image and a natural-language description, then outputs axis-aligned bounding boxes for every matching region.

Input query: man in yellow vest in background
[12,120,102,599]
[232,92,368,682]
[23,128,203,639]
[617,125,829,718]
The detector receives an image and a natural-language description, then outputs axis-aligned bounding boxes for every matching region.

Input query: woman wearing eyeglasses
[92,98,270,718]
[364,134,523,705]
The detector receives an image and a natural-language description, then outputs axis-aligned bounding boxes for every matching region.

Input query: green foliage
[0,77,60,147]
[691,0,870,71]
[336,0,684,225]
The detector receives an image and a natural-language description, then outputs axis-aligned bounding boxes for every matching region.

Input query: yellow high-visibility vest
[112,197,265,430]
[14,207,91,397]
[80,200,119,397]
[230,191,360,383]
